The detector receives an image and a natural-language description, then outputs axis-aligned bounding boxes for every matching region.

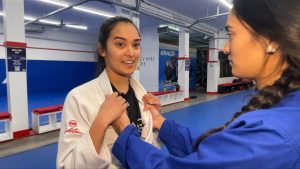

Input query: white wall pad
[151,91,184,106]
[32,105,63,134]
[0,112,13,142]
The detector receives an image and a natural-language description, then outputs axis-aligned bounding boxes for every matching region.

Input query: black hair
[95,16,139,76]
[194,0,300,150]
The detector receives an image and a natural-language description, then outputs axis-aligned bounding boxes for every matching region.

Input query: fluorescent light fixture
[73,6,114,18]
[220,0,233,9]
[159,24,179,32]
[65,24,88,30]
[39,0,114,18]
[38,0,69,7]
[39,19,61,25]
[0,11,87,30]
[24,16,35,21]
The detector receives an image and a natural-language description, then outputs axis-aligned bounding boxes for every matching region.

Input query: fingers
[112,92,119,97]
[148,105,158,112]
[111,92,127,105]
[143,93,161,106]
[104,92,129,112]
[142,93,156,103]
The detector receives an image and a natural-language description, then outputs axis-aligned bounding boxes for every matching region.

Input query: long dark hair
[95,16,139,76]
[194,0,300,150]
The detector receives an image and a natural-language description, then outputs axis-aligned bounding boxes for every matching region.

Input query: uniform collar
[97,69,147,102]
[275,89,300,108]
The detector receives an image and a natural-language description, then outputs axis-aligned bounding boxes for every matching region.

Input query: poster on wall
[185,59,190,71]
[7,47,26,72]
[159,49,178,91]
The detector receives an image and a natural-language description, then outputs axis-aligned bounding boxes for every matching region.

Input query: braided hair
[194,0,300,150]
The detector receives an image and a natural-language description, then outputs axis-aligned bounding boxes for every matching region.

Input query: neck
[255,73,281,90]
[106,69,130,93]
[255,61,288,90]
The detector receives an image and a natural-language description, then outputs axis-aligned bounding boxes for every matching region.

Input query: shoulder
[66,78,103,102]
[69,78,98,94]
[228,108,300,150]
[234,107,300,130]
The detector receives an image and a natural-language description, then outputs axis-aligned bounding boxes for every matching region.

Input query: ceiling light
[73,6,114,18]
[0,11,87,30]
[219,0,233,9]
[24,16,35,21]
[39,0,114,18]
[65,24,88,30]
[38,0,69,7]
[39,19,61,25]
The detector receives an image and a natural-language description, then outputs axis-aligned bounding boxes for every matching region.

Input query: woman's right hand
[97,92,128,127]
[90,92,128,154]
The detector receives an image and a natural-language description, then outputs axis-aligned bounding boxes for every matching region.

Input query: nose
[223,41,230,55]
[126,45,135,57]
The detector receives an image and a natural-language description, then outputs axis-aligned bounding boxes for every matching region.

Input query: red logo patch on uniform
[65,120,82,134]
[68,120,77,128]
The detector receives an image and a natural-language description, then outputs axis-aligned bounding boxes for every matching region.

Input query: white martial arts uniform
[56,69,159,169]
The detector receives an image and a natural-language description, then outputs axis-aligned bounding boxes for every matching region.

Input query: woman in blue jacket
[105,0,300,168]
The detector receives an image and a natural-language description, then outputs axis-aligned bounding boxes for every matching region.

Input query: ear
[97,43,105,57]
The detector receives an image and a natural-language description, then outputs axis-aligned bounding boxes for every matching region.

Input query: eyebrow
[113,36,141,42]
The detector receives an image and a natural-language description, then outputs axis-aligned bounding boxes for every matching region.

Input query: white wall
[0,23,97,62]
[26,37,96,62]
[216,31,236,84]
[206,31,237,93]
[139,25,159,92]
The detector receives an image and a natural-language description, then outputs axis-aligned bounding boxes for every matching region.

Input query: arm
[89,92,127,154]
[144,105,194,157]
[57,92,127,169]
[158,120,195,157]
[112,117,297,169]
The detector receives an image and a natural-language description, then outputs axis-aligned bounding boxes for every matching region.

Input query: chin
[231,70,242,79]
[122,70,135,77]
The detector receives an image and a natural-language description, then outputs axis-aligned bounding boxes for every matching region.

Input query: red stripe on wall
[26,46,95,53]
[3,41,27,48]
[207,92,218,94]
[178,57,190,60]
[1,42,95,53]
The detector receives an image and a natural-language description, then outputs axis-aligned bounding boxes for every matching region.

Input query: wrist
[113,121,130,134]
[95,114,110,128]
[155,117,165,131]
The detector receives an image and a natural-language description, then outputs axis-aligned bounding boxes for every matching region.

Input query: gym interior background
[0,0,254,168]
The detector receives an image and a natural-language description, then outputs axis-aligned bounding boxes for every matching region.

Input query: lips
[122,60,136,67]
[123,60,134,64]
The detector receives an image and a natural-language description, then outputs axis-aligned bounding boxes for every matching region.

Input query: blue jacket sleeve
[158,120,194,157]
[112,118,299,169]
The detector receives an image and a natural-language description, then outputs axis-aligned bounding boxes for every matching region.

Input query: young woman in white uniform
[56,16,160,169]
